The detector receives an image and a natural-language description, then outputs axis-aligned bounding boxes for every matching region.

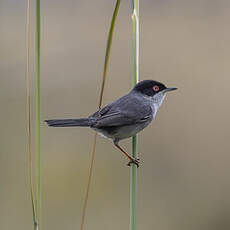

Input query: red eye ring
[153,85,160,92]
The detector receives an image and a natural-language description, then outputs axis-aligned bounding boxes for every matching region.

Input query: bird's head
[132,80,177,105]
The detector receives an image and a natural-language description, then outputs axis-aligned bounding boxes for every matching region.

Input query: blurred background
[1,0,230,229]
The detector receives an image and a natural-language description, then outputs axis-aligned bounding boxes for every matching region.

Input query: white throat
[152,93,166,117]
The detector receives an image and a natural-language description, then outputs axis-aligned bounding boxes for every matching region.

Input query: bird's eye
[153,85,160,92]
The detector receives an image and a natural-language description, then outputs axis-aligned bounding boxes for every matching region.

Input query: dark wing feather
[89,93,153,128]
[92,112,135,128]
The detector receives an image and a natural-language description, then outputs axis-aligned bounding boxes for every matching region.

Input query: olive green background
[1,0,230,229]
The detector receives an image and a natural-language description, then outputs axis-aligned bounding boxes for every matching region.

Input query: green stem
[80,1,121,230]
[99,0,121,109]
[130,1,139,230]
[26,0,38,228]
[36,0,41,227]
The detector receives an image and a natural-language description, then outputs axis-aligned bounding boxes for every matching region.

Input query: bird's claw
[127,157,140,168]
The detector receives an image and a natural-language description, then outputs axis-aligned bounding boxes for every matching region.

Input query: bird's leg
[113,141,139,167]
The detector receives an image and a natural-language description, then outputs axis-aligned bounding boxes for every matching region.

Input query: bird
[45,80,177,167]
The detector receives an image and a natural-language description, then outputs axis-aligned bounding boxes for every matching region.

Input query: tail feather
[45,118,91,127]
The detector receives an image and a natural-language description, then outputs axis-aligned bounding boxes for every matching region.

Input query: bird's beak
[163,87,177,93]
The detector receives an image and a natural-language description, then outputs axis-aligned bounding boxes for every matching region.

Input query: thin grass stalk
[98,0,121,108]
[80,133,97,230]
[130,1,139,230]
[80,1,121,230]
[26,0,37,229]
[36,0,41,228]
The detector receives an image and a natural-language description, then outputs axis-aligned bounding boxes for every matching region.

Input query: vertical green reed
[130,1,139,230]
[99,0,121,108]
[36,0,41,228]
[80,1,121,230]
[26,0,37,229]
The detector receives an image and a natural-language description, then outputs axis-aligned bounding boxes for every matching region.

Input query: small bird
[45,80,177,167]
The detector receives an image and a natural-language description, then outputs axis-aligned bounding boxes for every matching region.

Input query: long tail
[45,118,91,127]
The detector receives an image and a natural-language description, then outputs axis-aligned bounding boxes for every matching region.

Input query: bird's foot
[127,157,140,168]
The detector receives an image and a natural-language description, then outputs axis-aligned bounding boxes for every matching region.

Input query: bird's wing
[92,112,137,128]
[90,94,153,128]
